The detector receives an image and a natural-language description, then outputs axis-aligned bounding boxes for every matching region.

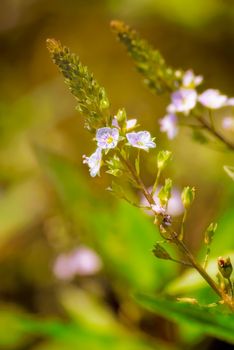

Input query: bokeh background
[0,1,234,349]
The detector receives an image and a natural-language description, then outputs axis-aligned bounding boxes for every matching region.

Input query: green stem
[179,209,187,241]
[118,152,234,311]
[203,246,210,270]
[151,169,161,197]
[171,233,223,298]
[228,278,233,298]
[196,115,234,151]
[208,109,215,131]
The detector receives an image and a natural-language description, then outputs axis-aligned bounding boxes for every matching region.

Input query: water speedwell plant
[47,30,234,313]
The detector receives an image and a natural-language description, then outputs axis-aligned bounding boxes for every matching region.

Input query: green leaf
[35,146,93,228]
[0,305,170,350]
[134,293,234,343]
[90,201,178,291]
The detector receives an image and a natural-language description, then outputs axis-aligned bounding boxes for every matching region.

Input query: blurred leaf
[0,305,170,350]
[35,146,93,227]
[224,165,234,181]
[35,147,177,291]
[111,0,222,28]
[134,293,234,343]
[59,286,120,332]
[208,206,234,258]
[91,201,178,291]
[0,179,47,247]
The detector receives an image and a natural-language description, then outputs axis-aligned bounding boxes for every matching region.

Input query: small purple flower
[96,127,119,149]
[83,147,102,177]
[226,98,234,106]
[222,117,234,131]
[198,89,227,109]
[171,88,197,114]
[182,70,203,88]
[141,187,184,217]
[159,114,178,139]
[151,203,166,215]
[126,131,156,151]
[53,246,102,280]
[126,118,137,130]
[112,116,119,128]
[112,117,137,130]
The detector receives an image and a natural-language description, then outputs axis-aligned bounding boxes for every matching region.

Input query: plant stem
[179,209,187,241]
[208,109,215,131]
[203,246,211,270]
[119,153,234,311]
[151,169,161,197]
[118,152,155,205]
[196,116,234,151]
[228,278,234,298]
[171,233,222,297]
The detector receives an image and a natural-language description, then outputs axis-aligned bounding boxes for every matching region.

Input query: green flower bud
[116,108,127,123]
[152,243,172,260]
[218,256,233,279]
[157,150,172,171]
[158,178,172,206]
[181,186,195,209]
[204,222,217,245]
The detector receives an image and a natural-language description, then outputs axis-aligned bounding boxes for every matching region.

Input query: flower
[226,98,234,106]
[171,88,197,114]
[159,114,178,139]
[126,118,137,130]
[112,116,119,128]
[151,203,166,215]
[53,246,102,280]
[126,131,156,151]
[222,117,234,131]
[141,187,184,217]
[112,116,137,130]
[198,89,227,109]
[96,127,119,149]
[182,70,203,88]
[83,147,102,177]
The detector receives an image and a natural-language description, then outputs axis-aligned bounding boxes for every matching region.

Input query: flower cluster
[160,70,234,139]
[83,115,156,177]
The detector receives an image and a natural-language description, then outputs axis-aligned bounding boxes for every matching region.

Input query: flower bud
[157,150,172,171]
[158,178,172,206]
[152,243,172,260]
[204,222,217,245]
[99,88,110,110]
[218,256,233,279]
[181,186,195,209]
[116,108,127,123]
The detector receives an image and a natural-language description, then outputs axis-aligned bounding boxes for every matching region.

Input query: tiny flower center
[107,136,114,144]
[137,141,143,146]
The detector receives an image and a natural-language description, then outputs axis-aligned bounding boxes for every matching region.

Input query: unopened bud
[116,108,127,123]
[204,222,217,245]
[99,88,110,110]
[218,256,233,279]
[152,243,172,260]
[181,186,195,209]
[158,178,172,206]
[157,150,172,171]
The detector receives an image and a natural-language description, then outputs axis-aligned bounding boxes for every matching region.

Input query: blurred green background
[0,0,234,349]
